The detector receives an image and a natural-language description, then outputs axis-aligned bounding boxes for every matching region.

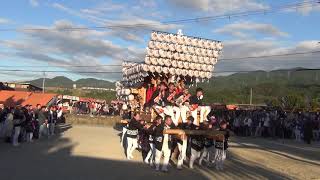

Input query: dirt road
[0,125,319,180]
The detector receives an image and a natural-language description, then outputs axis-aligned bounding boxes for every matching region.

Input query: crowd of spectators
[71,101,122,116]
[0,103,64,146]
[209,109,320,144]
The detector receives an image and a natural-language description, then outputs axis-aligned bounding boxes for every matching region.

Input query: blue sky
[0,0,319,82]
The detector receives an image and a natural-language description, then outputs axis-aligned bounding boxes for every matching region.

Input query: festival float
[116,30,223,123]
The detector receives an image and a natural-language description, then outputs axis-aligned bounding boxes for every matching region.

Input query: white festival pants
[214,149,226,169]
[39,124,48,139]
[177,139,188,168]
[13,126,21,146]
[145,143,156,164]
[189,148,201,169]
[191,106,211,125]
[126,137,138,159]
[199,146,215,165]
[179,105,189,123]
[154,147,171,171]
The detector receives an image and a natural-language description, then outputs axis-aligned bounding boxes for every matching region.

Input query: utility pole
[42,71,46,93]
[250,88,253,105]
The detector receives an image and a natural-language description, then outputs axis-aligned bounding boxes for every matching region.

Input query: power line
[0,1,318,32]
[0,50,319,68]
[219,50,320,61]
[0,68,318,74]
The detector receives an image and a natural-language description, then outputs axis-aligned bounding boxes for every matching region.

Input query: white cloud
[51,2,181,43]
[29,0,39,7]
[0,18,10,24]
[215,40,320,74]
[167,0,268,14]
[0,20,146,80]
[214,21,289,38]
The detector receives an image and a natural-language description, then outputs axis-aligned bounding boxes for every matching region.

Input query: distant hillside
[197,68,320,108]
[26,76,115,88]
[25,68,320,108]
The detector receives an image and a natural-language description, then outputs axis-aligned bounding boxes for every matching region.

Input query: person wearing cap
[189,88,211,125]
[126,112,145,160]
[214,120,230,170]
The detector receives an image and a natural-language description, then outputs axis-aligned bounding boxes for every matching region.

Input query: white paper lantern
[149,65,156,73]
[128,95,134,101]
[175,44,183,52]
[204,57,209,63]
[177,61,184,69]
[210,42,216,49]
[185,54,192,62]
[171,60,178,67]
[172,35,178,44]
[158,33,165,41]
[169,67,175,75]
[206,72,213,79]
[200,71,206,78]
[194,71,200,77]
[207,65,213,72]
[173,52,180,60]
[153,50,160,57]
[147,48,153,56]
[210,58,216,64]
[158,58,164,66]
[188,46,195,54]
[196,64,202,71]
[155,66,162,73]
[204,40,211,49]
[195,48,201,55]
[180,53,186,61]
[155,42,162,49]
[198,56,204,63]
[186,37,192,45]
[188,69,194,77]
[125,89,131,95]
[190,63,196,70]
[151,58,158,65]
[163,67,169,74]
[159,49,166,58]
[198,39,204,47]
[192,55,198,63]
[149,41,155,49]
[164,34,170,42]
[213,50,219,57]
[162,43,169,50]
[183,61,190,69]
[177,35,183,44]
[182,45,188,53]
[191,39,198,46]
[201,64,207,71]
[151,32,158,41]
[145,57,151,64]
[182,69,188,76]
[169,44,175,51]
[201,49,207,56]
[164,59,171,66]
[207,50,212,57]
[177,69,183,75]
[166,51,173,59]
[182,36,189,45]
[217,42,223,50]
